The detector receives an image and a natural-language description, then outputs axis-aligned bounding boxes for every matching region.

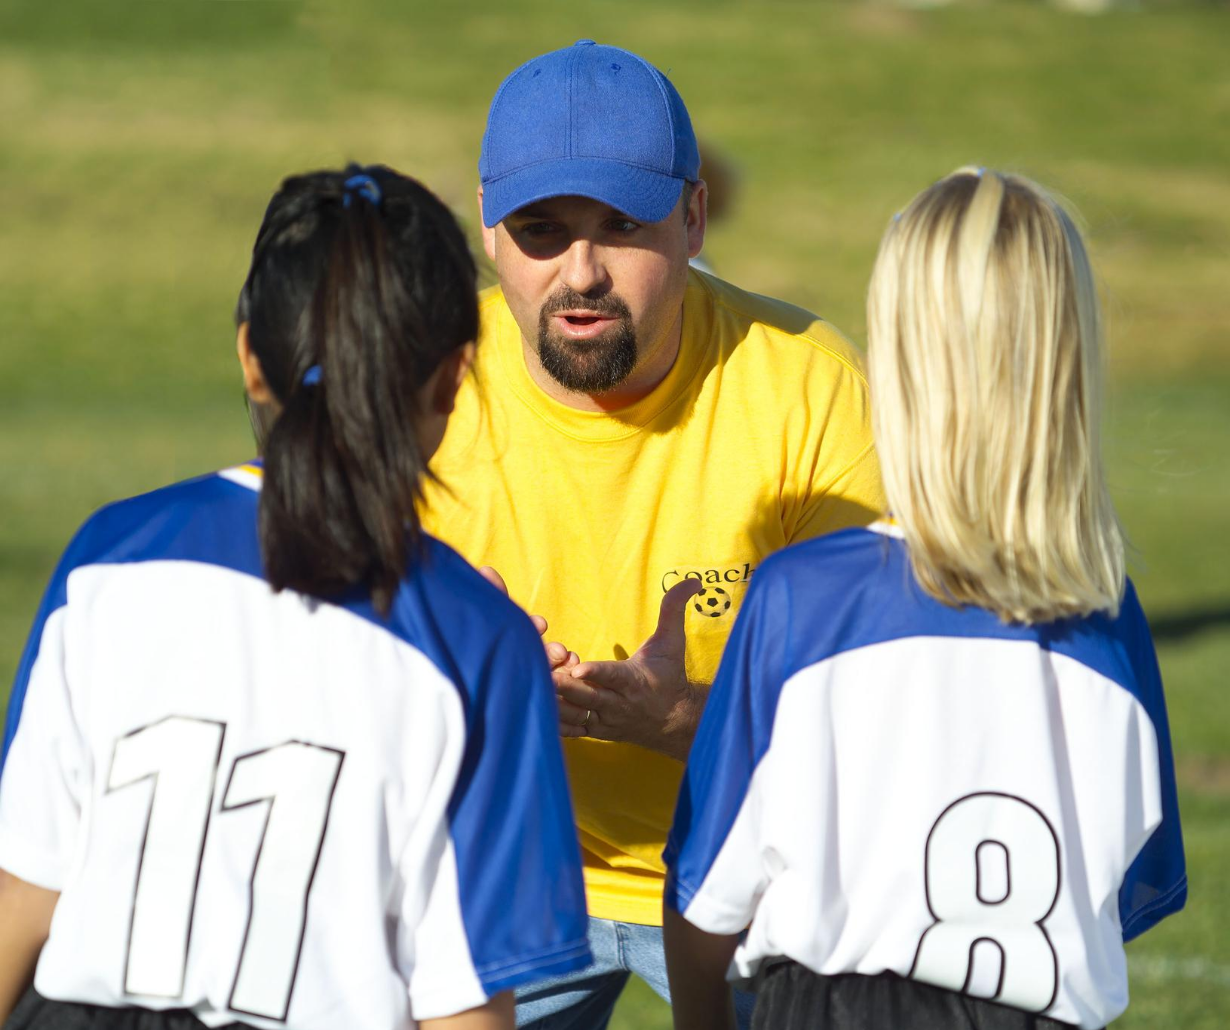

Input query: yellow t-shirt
[421,269,885,925]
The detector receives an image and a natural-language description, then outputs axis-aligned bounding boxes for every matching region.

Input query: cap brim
[481,158,686,228]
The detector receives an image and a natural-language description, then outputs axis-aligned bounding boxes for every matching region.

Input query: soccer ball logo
[693,586,732,619]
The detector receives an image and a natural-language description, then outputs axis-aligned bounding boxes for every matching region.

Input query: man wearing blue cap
[421,40,885,1028]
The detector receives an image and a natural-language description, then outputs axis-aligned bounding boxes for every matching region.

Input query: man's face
[481,191,705,395]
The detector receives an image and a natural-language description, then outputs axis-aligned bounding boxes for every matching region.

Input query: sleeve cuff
[1122,875,1187,942]
[665,871,754,935]
[409,937,592,1021]
[0,828,68,891]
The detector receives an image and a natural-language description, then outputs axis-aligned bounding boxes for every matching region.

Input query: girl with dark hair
[0,165,590,1030]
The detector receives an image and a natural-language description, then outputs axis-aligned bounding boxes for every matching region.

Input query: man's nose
[559,239,608,296]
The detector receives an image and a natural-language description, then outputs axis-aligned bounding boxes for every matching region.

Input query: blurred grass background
[1,1,1227,1025]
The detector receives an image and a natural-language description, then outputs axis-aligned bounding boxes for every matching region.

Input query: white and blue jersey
[0,463,591,1029]
[665,522,1185,1030]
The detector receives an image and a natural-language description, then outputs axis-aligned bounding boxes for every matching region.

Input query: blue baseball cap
[479,40,700,228]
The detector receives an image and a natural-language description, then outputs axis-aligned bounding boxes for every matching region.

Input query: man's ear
[685,179,708,260]
[477,187,497,262]
[236,323,276,406]
[430,342,476,416]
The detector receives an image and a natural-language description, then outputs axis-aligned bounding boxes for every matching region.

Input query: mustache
[541,286,632,320]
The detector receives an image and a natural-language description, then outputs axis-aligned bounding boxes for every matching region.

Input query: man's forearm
[659,681,710,762]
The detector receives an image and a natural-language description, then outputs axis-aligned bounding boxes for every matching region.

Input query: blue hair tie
[301,364,323,386]
[342,172,382,208]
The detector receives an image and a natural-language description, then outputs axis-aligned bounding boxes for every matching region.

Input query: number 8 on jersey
[910,792,1061,1013]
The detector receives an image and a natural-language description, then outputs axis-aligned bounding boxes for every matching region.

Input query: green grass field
[1,1,1227,1025]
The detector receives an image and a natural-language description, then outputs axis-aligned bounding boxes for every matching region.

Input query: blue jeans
[515,917,755,1030]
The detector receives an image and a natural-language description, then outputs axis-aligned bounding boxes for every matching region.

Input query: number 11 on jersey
[106,716,345,1021]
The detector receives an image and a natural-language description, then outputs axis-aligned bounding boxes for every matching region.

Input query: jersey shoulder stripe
[757,525,1155,707]
[48,466,266,604]
[2,468,262,771]
[2,465,543,765]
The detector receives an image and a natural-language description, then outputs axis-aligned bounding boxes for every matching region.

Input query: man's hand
[479,567,587,739]
[477,566,708,753]
[550,643,591,738]
[557,579,707,762]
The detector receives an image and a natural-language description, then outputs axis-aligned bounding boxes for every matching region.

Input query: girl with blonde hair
[663,168,1185,1030]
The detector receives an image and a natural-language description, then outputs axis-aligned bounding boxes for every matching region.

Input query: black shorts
[3,990,256,1030]
[751,963,1097,1030]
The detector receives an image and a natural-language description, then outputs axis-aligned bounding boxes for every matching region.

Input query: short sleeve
[1118,598,1186,941]
[664,570,790,933]
[404,613,591,1019]
[784,346,885,546]
[0,583,85,890]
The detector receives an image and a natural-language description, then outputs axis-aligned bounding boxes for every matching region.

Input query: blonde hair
[867,168,1125,623]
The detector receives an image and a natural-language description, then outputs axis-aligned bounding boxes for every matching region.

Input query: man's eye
[520,222,559,236]
[607,219,639,233]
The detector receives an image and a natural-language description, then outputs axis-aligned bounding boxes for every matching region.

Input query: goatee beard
[536,288,637,394]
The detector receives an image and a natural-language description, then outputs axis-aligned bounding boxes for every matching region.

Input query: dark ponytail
[235,165,478,614]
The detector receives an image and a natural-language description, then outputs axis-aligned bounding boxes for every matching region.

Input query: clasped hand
[479,568,706,763]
